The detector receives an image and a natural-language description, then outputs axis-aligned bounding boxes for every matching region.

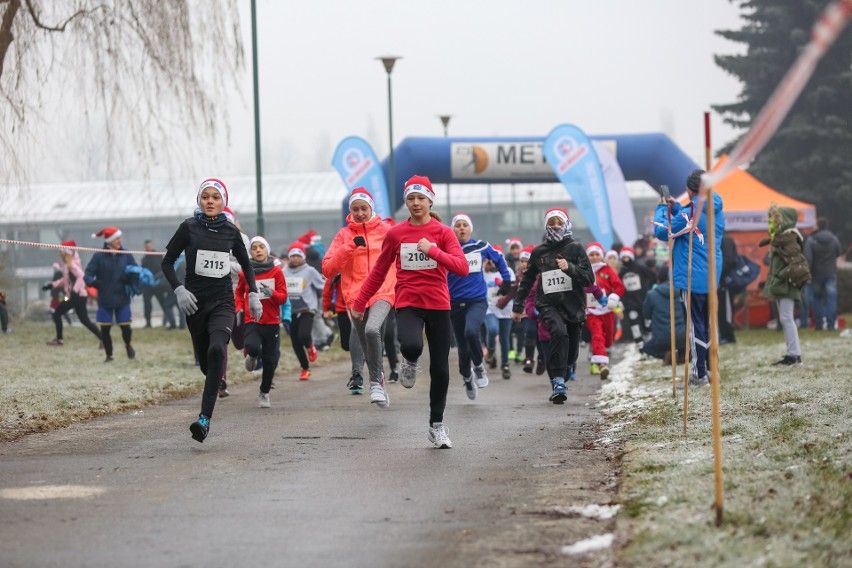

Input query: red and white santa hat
[349,187,374,210]
[492,244,504,253]
[403,175,436,202]
[250,236,271,254]
[92,227,122,243]
[297,230,322,246]
[506,237,523,249]
[586,242,605,257]
[620,246,635,261]
[384,216,396,227]
[544,207,569,227]
[520,245,535,260]
[197,178,229,208]
[60,240,77,254]
[606,249,619,260]
[223,207,236,222]
[288,241,306,258]
[451,213,473,230]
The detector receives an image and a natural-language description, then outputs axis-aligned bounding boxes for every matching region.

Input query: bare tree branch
[0,0,21,80]
[23,0,94,33]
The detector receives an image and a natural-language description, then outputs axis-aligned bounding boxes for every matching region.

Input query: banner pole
[704,112,712,171]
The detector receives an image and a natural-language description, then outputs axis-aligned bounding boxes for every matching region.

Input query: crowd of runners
[18,168,825,449]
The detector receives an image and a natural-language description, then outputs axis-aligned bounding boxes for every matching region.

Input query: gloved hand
[598,294,608,307]
[235,310,244,327]
[248,291,263,321]
[353,236,366,247]
[258,283,273,298]
[175,285,198,315]
[42,283,53,291]
[607,293,620,307]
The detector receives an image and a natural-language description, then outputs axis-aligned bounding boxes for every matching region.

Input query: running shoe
[485,349,497,369]
[245,354,258,372]
[507,349,517,361]
[190,414,210,443]
[590,363,601,375]
[125,343,136,360]
[568,363,577,381]
[370,376,389,408]
[600,363,610,381]
[688,374,710,387]
[307,345,318,362]
[400,358,419,389]
[258,391,271,408]
[218,379,230,398]
[428,422,452,449]
[535,357,546,376]
[46,338,64,346]
[463,376,477,400]
[772,355,802,366]
[523,358,534,373]
[299,369,311,381]
[501,363,511,380]
[550,378,567,404]
[388,368,400,384]
[104,356,114,363]
[473,364,489,388]
[347,373,364,394]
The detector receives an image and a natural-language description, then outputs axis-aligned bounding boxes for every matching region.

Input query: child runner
[84,227,137,362]
[483,253,515,380]
[447,213,512,400]
[236,236,287,407]
[45,241,102,346]
[352,176,468,448]
[618,245,656,348]
[583,242,625,380]
[283,240,326,381]
[162,178,261,443]
[512,209,594,403]
[323,188,396,407]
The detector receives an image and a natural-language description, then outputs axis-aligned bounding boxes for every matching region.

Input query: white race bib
[196,249,229,278]
[586,292,599,307]
[286,277,304,296]
[623,273,642,292]
[487,286,499,302]
[541,269,572,294]
[465,252,482,273]
[256,278,276,297]
[400,242,437,270]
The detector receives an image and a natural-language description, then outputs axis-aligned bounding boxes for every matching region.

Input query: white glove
[258,283,273,298]
[607,293,620,307]
[248,291,263,321]
[175,285,198,315]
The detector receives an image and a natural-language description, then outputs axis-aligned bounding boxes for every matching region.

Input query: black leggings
[101,324,132,358]
[337,310,352,352]
[54,295,100,341]
[187,299,234,419]
[396,307,452,425]
[290,312,315,370]
[383,309,399,370]
[539,306,581,380]
[245,323,281,393]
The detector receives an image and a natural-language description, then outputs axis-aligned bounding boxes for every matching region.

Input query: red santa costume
[583,242,625,370]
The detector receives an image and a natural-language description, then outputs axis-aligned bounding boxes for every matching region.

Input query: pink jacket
[52,253,89,297]
[322,214,396,309]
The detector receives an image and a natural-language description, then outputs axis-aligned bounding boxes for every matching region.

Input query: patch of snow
[549,504,621,520]
[561,533,615,555]
[656,495,668,507]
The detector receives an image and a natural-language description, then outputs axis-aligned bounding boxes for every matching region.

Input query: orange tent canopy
[679,155,816,231]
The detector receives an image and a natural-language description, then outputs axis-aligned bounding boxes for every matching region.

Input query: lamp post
[438,115,452,220]
[250,0,264,234]
[377,56,401,214]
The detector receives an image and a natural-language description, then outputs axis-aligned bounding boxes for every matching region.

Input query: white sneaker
[473,364,489,388]
[245,355,258,372]
[258,391,270,408]
[370,376,389,408]
[463,376,477,400]
[400,358,419,389]
[428,422,452,449]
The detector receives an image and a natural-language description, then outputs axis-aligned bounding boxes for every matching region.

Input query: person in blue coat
[641,267,686,361]
[84,226,138,362]
[448,213,513,400]
[653,169,725,385]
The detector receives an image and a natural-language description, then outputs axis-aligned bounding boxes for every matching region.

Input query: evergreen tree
[714,0,852,244]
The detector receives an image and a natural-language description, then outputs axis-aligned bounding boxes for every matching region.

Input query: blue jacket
[653,193,725,294]
[642,283,685,344]
[84,247,138,309]
[448,239,512,302]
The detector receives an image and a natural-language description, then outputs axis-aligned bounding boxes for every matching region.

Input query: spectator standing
[718,234,738,344]
[804,217,842,330]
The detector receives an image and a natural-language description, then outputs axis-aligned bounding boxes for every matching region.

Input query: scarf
[250,258,276,274]
[543,221,573,243]
[194,208,229,229]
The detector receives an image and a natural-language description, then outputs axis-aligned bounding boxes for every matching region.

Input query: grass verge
[0,321,349,441]
[601,328,852,568]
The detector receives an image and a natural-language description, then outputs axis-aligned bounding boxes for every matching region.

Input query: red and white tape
[0,238,165,256]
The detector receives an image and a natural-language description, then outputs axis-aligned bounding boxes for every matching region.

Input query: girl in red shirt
[352,176,468,448]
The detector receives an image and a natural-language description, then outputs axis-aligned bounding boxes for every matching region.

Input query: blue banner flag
[332,136,391,218]
[542,124,614,249]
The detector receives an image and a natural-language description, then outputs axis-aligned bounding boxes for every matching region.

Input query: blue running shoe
[190,414,210,443]
[550,378,567,404]
[568,363,577,381]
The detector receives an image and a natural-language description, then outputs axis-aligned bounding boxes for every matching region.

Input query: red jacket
[235,264,287,325]
[586,262,625,316]
[322,275,347,313]
[353,218,469,312]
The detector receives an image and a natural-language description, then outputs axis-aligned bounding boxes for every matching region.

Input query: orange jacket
[322,214,395,309]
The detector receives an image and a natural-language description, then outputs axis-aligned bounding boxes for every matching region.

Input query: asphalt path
[0,347,616,568]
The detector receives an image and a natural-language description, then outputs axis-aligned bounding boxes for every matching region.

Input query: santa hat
[520,245,534,260]
[586,242,604,257]
[60,240,77,254]
[507,238,523,249]
[223,207,235,222]
[384,217,396,227]
[297,230,322,246]
[620,246,635,261]
[92,227,122,243]
[492,244,504,253]
[349,188,375,210]
[605,249,618,260]
[403,175,435,202]
[250,236,271,254]
[197,178,229,208]
[287,241,306,258]
[544,208,569,227]
[451,213,473,231]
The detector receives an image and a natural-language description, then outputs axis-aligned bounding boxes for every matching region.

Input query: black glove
[42,283,52,291]
[497,280,513,296]
[353,236,366,247]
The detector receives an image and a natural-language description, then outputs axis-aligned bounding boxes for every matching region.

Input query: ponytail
[429,210,443,223]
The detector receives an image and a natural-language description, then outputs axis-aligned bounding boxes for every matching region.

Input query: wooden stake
[668,205,677,400]
[683,202,695,433]
[706,186,724,526]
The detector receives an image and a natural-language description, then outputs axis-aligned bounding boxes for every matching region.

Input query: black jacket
[804,229,841,278]
[513,237,595,323]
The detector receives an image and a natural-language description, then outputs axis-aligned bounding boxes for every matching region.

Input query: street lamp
[377,56,401,214]
[438,115,452,220]
[251,0,264,235]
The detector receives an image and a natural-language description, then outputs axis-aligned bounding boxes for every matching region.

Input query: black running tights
[396,307,452,425]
